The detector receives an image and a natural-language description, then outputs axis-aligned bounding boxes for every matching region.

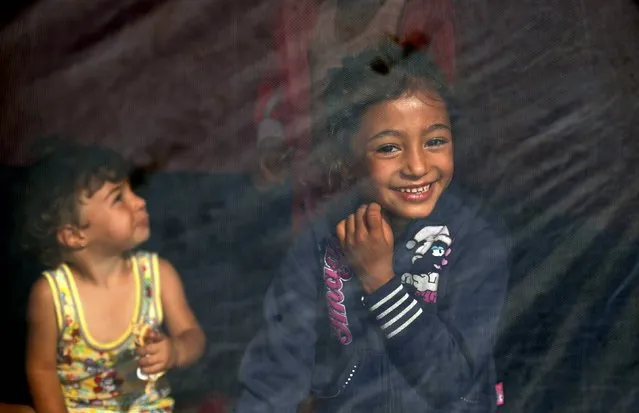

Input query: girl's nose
[402,147,428,178]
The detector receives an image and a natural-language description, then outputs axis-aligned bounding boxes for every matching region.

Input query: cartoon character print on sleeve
[402,226,453,304]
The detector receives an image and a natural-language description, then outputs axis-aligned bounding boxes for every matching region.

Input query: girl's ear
[56,224,88,251]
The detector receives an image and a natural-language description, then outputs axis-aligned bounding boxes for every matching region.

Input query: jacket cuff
[362,277,423,340]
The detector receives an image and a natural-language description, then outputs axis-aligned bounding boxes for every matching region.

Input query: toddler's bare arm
[158,259,205,368]
[26,279,67,413]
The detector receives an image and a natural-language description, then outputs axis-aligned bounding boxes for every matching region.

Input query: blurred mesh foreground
[0,0,638,412]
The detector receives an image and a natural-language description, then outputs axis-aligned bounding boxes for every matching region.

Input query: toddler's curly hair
[21,137,131,268]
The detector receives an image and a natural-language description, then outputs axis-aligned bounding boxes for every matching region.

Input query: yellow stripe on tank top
[62,257,142,350]
[42,272,63,332]
[151,253,163,323]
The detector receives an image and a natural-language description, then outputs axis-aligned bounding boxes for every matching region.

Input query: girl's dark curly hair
[309,36,460,198]
[21,137,131,268]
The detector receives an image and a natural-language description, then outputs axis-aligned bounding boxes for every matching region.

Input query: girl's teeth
[399,184,430,193]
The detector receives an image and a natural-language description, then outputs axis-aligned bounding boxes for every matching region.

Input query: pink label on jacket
[323,243,353,345]
[496,382,505,406]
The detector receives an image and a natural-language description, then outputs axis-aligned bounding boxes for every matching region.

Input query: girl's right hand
[336,203,395,293]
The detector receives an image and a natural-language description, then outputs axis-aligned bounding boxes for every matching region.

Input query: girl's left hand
[136,330,178,375]
[336,203,395,293]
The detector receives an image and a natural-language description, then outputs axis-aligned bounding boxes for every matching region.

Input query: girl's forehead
[394,88,445,105]
[386,92,446,111]
[361,92,449,124]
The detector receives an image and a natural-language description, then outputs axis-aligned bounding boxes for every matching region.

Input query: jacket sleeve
[361,223,509,407]
[235,228,321,413]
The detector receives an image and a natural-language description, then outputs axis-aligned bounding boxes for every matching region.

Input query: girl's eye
[376,144,400,155]
[426,137,448,148]
[113,193,123,203]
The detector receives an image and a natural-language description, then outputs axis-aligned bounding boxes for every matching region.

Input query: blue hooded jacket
[235,186,509,413]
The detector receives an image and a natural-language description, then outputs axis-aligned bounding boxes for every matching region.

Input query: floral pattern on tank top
[43,251,174,412]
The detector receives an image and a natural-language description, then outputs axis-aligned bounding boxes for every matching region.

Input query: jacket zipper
[340,363,359,392]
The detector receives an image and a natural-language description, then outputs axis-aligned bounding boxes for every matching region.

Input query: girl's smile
[352,90,454,221]
[392,182,435,202]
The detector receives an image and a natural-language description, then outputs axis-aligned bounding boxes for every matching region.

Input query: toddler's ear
[56,224,88,251]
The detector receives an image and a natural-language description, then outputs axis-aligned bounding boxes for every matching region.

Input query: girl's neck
[66,252,130,287]
[389,215,411,239]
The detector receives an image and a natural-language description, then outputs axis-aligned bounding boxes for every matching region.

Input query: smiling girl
[235,40,509,413]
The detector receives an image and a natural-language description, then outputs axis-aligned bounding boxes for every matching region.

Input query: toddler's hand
[136,330,178,375]
[336,203,395,293]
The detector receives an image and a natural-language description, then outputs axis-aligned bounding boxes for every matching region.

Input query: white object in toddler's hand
[133,321,159,382]
[137,367,149,381]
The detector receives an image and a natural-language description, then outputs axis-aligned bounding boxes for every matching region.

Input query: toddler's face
[77,180,150,253]
[351,90,454,221]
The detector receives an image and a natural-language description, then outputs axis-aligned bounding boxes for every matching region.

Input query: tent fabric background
[1,0,638,412]
[0,0,274,170]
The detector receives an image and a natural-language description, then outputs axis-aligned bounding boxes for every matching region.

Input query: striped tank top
[43,251,174,412]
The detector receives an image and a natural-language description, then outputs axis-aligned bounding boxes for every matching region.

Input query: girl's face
[351,90,454,221]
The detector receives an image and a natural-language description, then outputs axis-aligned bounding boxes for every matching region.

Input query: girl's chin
[381,197,439,221]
